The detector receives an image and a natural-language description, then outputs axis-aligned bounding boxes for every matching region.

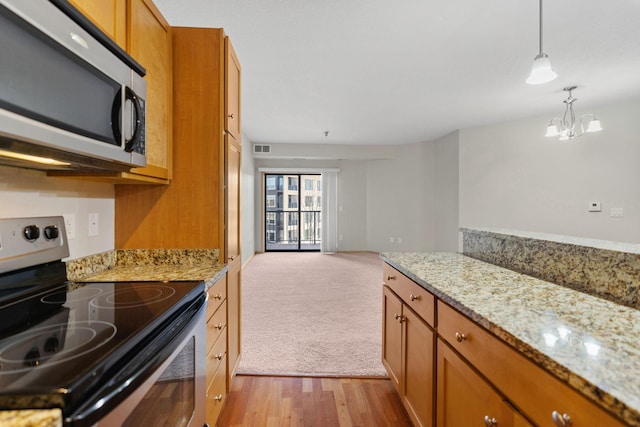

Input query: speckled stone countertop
[0,409,61,427]
[381,252,640,426]
[461,227,640,309]
[67,249,227,289]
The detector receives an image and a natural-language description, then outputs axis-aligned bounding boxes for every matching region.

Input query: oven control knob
[44,225,59,240]
[23,225,40,241]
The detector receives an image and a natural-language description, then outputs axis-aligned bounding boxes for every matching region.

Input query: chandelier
[545,86,602,141]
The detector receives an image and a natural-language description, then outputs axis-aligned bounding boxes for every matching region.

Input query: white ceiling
[155,0,640,146]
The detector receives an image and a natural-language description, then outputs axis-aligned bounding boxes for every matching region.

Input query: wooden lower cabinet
[382,263,626,427]
[382,286,434,427]
[206,276,228,426]
[226,258,241,390]
[437,339,531,427]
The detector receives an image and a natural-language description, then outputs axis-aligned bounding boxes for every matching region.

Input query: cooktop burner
[90,284,177,309]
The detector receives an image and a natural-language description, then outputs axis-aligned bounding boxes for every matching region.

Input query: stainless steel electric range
[0,216,207,427]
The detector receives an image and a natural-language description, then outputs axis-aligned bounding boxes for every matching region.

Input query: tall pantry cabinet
[113,27,242,425]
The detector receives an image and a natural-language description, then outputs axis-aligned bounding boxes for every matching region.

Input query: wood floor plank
[216,375,413,427]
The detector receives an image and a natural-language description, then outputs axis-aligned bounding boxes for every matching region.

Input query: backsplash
[461,227,640,309]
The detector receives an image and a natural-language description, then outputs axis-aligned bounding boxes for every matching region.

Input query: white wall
[336,160,368,251]
[366,142,437,252]
[241,133,256,264]
[459,97,640,244]
[0,166,115,259]
[434,131,460,251]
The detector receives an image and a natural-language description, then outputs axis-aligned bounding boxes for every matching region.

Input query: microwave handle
[110,86,142,153]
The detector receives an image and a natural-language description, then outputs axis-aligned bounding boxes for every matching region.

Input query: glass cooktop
[0,278,205,412]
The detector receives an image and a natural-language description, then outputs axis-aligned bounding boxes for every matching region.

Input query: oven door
[68,299,206,427]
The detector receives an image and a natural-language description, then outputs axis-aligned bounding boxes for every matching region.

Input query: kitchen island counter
[381,251,640,426]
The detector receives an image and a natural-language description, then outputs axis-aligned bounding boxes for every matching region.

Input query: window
[265,173,321,252]
[266,176,276,190]
[266,195,276,208]
[288,177,298,191]
[288,195,298,209]
[316,196,321,208]
[317,180,322,191]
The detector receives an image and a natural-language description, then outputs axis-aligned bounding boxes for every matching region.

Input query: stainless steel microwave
[0,0,147,171]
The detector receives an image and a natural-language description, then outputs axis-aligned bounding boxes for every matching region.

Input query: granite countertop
[381,251,640,426]
[67,249,227,289]
[0,409,61,427]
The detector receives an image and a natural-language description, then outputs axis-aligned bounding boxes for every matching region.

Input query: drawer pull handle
[213,353,224,361]
[484,416,497,427]
[552,411,572,426]
[215,323,224,330]
[214,394,224,402]
[386,275,396,281]
[214,293,223,300]
[394,314,405,323]
[455,332,467,342]
[409,294,420,301]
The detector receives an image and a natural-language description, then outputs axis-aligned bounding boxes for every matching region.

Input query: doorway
[265,174,321,251]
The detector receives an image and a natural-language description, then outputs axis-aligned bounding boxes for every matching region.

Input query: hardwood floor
[216,375,413,427]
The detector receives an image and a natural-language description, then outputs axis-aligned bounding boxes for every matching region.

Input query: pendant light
[526,0,557,85]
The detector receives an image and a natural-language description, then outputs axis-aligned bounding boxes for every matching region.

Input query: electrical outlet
[389,237,394,243]
[339,234,343,241]
[88,213,99,236]
[63,213,76,240]
[398,237,403,244]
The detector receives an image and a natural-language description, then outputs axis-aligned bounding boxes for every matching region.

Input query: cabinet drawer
[206,359,227,425]
[206,330,227,388]
[206,278,227,320]
[384,264,435,327]
[437,301,625,427]
[207,303,227,353]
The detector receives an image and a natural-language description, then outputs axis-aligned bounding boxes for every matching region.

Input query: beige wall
[459,97,640,244]
[0,166,115,259]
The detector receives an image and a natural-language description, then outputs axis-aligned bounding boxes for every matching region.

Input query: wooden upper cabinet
[126,0,173,182]
[225,38,241,142]
[68,0,127,47]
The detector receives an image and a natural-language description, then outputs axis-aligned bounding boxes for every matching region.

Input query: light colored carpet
[237,252,387,377]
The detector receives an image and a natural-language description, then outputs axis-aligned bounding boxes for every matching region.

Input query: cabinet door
[382,286,403,391]
[127,0,172,181]
[226,258,241,390]
[403,307,434,427]
[437,339,516,427]
[68,0,126,47]
[224,37,241,142]
[225,135,241,263]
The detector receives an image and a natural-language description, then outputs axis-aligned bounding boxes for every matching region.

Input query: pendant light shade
[527,53,557,85]
[526,0,557,85]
